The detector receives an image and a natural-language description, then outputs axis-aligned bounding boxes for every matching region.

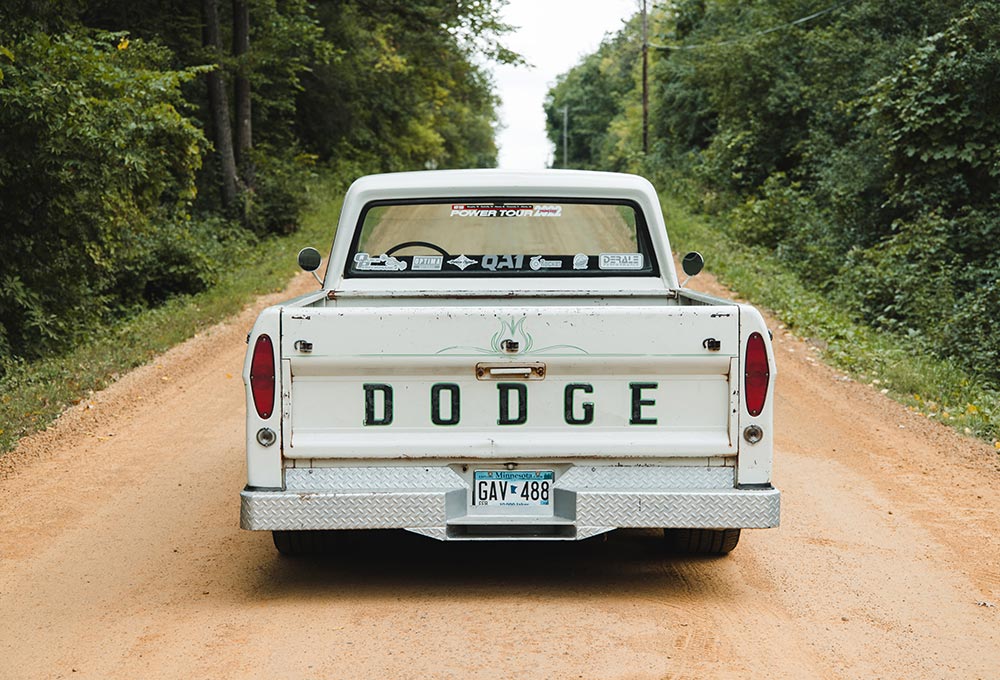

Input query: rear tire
[272,530,337,556]
[663,528,741,556]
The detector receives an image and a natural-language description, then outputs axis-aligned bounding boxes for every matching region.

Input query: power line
[649,1,852,51]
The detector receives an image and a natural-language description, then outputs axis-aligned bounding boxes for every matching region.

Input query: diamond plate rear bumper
[240,466,780,540]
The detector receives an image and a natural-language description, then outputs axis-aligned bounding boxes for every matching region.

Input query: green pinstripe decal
[434,316,588,357]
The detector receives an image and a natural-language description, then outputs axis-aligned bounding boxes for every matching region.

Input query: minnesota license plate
[473,470,553,508]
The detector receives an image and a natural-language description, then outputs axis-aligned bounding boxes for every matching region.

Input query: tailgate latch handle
[476,362,546,380]
[703,338,721,352]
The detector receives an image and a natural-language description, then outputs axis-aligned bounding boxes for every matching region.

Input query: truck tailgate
[281,304,740,460]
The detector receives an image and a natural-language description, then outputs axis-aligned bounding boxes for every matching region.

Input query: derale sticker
[412,255,443,271]
[354,253,407,271]
[599,253,644,270]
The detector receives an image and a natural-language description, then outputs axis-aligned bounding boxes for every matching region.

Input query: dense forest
[0,0,512,372]
[545,0,1000,387]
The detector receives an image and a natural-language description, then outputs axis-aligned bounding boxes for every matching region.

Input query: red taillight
[744,331,770,417]
[250,334,275,419]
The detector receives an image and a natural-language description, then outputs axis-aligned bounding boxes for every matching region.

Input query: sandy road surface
[2,267,1000,679]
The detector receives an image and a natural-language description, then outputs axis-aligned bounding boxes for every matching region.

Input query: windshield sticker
[448,204,564,218]
[354,253,407,271]
[573,253,589,270]
[411,255,443,271]
[599,253,644,270]
[451,204,534,218]
[533,205,562,217]
[481,254,525,271]
[529,255,562,271]
[447,254,478,270]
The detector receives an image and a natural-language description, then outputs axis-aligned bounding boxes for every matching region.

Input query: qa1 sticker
[529,255,562,271]
[447,254,478,271]
[354,253,407,271]
[573,253,589,270]
[599,253,644,270]
[481,254,525,271]
[412,255,443,271]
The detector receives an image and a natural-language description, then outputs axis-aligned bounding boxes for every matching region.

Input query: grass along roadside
[662,195,1000,452]
[0,176,344,457]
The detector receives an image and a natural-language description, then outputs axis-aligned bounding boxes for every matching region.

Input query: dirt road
[2,270,999,680]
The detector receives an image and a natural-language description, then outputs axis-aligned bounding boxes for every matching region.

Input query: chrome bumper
[240,466,780,541]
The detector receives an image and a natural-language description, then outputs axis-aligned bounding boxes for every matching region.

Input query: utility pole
[642,0,649,155]
[562,105,569,168]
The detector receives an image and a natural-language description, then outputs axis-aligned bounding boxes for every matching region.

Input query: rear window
[346,199,657,277]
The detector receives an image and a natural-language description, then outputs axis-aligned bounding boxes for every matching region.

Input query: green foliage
[244,145,318,236]
[0,174,343,455]
[0,30,209,363]
[731,173,842,286]
[295,0,508,172]
[869,3,1000,211]
[242,0,332,145]
[78,0,508,207]
[547,0,1000,391]
[544,16,642,170]
[839,212,959,331]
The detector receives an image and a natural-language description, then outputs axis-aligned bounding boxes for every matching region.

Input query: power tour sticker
[449,204,563,218]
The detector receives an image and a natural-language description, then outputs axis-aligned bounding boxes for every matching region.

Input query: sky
[493,0,639,169]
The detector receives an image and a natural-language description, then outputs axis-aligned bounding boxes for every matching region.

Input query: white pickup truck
[241,170,779,555]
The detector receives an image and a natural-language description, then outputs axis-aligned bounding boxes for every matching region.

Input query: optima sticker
[411,255,443,271]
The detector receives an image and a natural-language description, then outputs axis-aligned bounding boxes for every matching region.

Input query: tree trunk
[203,0,239,210]
[233,0,252,171]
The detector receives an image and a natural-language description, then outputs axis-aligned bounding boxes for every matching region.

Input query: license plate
[473,470,553,508]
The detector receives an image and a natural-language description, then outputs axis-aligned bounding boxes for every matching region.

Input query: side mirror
[679,251,704,288]
[298,247,323,285]
[681,251,704,277]
[298,247,322,272]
